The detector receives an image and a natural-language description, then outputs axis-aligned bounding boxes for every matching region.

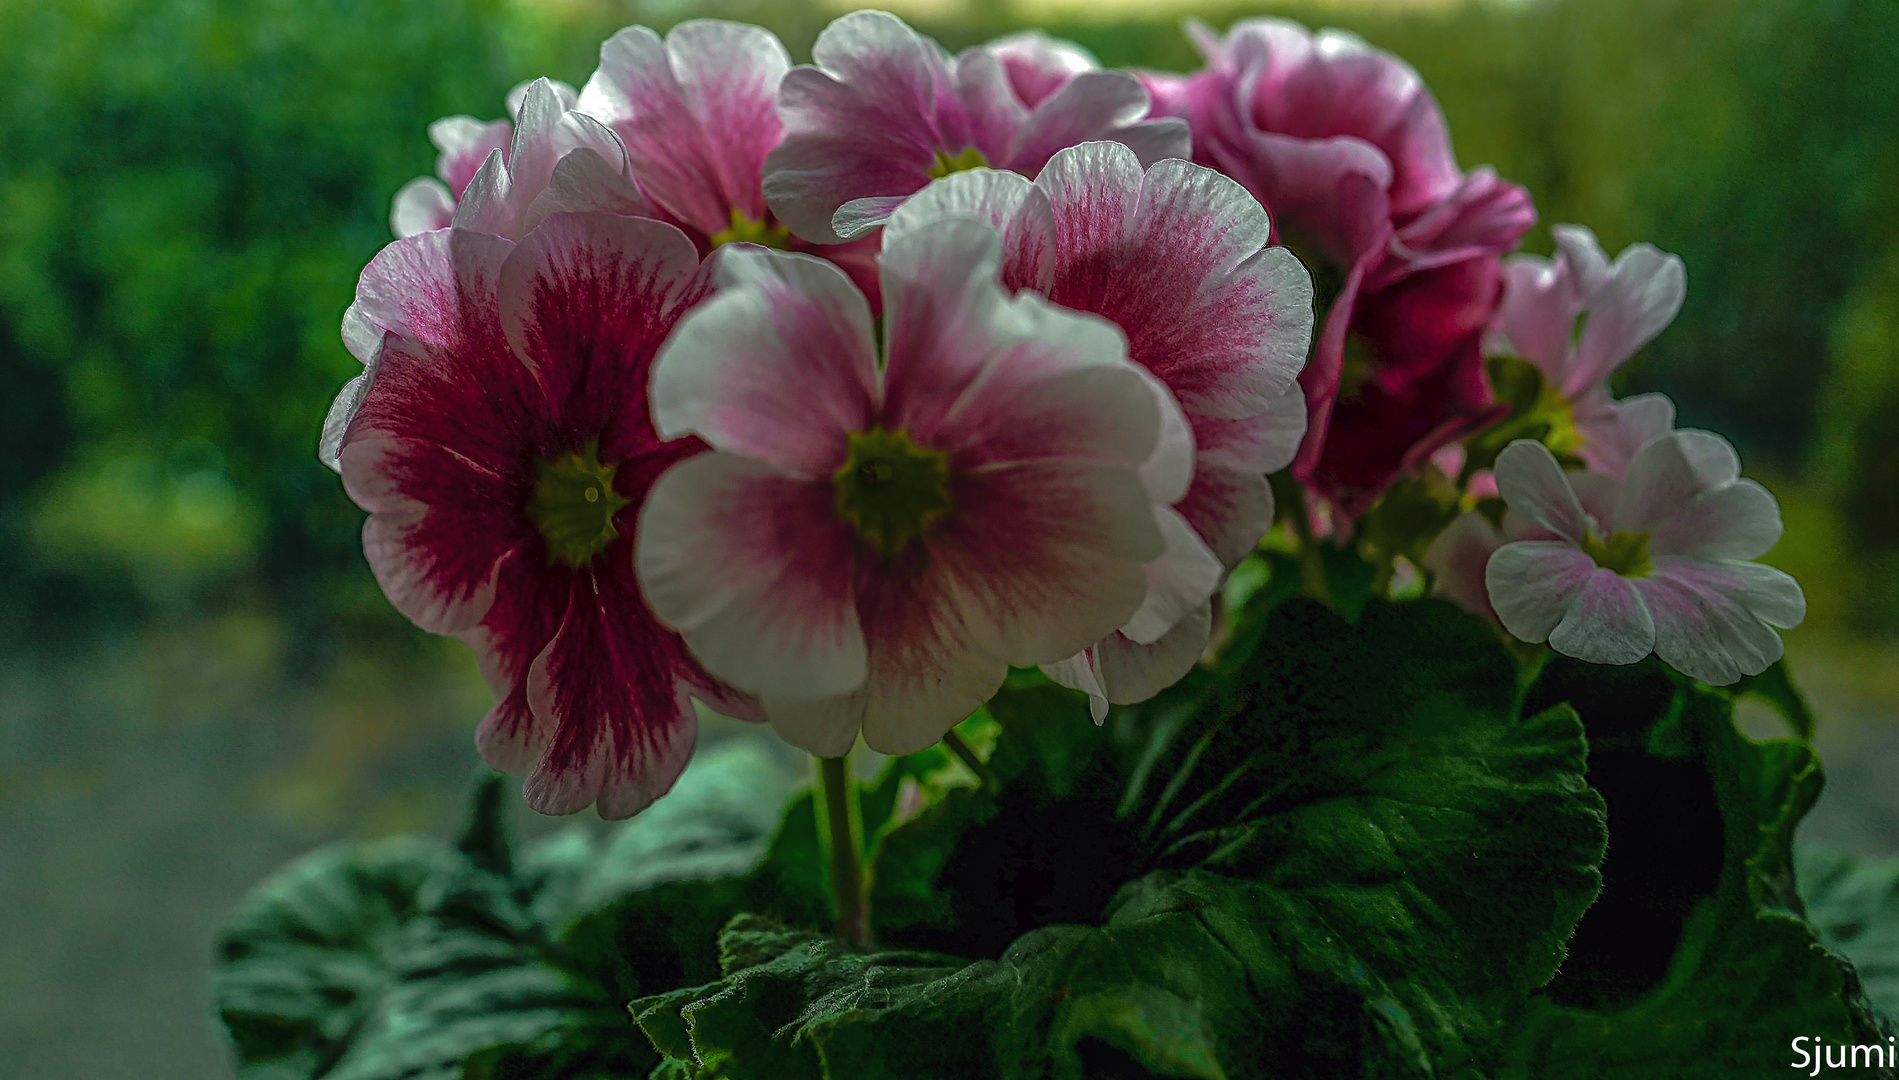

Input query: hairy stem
[941,729,995,790]
[817,754,871,948]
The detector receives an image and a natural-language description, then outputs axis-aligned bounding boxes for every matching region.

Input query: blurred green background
[1,0,1895,1075]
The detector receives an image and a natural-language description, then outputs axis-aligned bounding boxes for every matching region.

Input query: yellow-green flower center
[1581,528,1653,578]
[928,146,990,179]
[526,439,631,568]
[834,427,953,558]
[709,208,792,249]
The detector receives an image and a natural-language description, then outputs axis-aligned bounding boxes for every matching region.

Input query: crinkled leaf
[1733,658,1817,741]
[1499,660,1893,1077]
[640,599,1608,1078]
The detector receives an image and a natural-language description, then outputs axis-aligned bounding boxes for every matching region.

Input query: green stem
[1275,469,1332,606]
[817,755,871,948]
[941,729,995,790]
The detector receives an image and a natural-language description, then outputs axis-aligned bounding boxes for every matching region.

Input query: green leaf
[640,600,1608,1078]
[1799,845,1899,1019]
[215,740,811,1080]
[1498,660,1893,1077]
[1733,658,1818,740]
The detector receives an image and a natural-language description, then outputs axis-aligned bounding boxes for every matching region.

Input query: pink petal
[762,11,956,244]
[635,453,867,701]
[953,48,1030,165]
[881,169,1055,293]
[1646,477,1782,562]
[352,228,516,354]
[650,246,875,476]
[1566,242,1686,396]
[1099,599,1213,704]
[522,148,655,233]
[1386,167,1536,277]
[1119,507,1223,645]
[454,80,628,241]
[1177,402,1299,569]
[497,211,706,463]
[1491,250,1578,375]
[429,116,514,198]
[985,30,1097,108]
[390,177,455,238]
[1005,71,1151,174]
[1422,510,1503,620]
[1634,559,1794,684]
[578,22,790,237]
[1547,567,1655,666]
[1485,541,1597,645]
[1574,391,1674,480]
[1613,429,1743,536]
[1494,440,1590,543]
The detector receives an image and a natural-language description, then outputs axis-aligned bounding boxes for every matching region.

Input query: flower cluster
[326,12,1802,817]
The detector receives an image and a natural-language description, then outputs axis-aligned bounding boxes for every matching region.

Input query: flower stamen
[709,208,792,249]
[927,146,989,178]
[1580,528,1653,578]
[834,427,952,558]
[527,438,631,568]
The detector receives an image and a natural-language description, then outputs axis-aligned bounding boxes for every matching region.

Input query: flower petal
[429,116,514,198]
[1613,429,1743,536]
[1119,507,1223,645]
[1485,540,1596,645]
[1176,402,1297,569]
[1006,71,1151,174]
[579,21,789,236]
[1574,391,1674,480]
[650,246,876,476]
[1423,510,1503,620]
[986,30,1096,108]
[882,168,1054,293]
[1494,440,1590,543]
[1635,559,1793,684]
[1565,237,1686,397]
[1547,567,1655,666]
[1648,477,1782,562]
[853,566,1010,755]
[1490,251,1577,376]
[635,453,868,701]
[391,177,456,238]
[1098,599,1212,704]
[521,148,655,234]
[758,692,864,758]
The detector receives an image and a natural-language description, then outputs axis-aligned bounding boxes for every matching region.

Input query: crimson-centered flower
[882,141,1313,715]
[760,10,1190,245]
[327,213,745,818]
[1480,436,1804,684]
[574,19,883,305]
[1149,18,1535,519]
[1488,224,1686,478]
[635,218,1193,756]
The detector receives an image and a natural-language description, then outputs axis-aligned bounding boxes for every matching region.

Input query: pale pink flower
[388,79,626,240]
[1489,224,1686,477]
[1481,436,1804,684]
[326,213,747,819]
[574,20,883,305]
[635,218,1196,756]
[881,141,1313,715]
[985,31,1099,108]
[448,79,636,242]
[760,11,1189,245]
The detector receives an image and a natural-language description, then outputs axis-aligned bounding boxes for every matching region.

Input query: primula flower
[1479,436,1804,684]
[326,212,745,818]
[760,10,1190,245]
[449,79,633,242]
[881,141,1313,715]
[1149,18,1535,518]
[574,20,882,304]
[634,218,1196,756]
[388,79,626,241]
[1488,224,1686,478]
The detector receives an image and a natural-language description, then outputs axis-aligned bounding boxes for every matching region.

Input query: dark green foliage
[1497,660,1893,1077]
[633,599,1610,1078]
[1800,847,1899,1020]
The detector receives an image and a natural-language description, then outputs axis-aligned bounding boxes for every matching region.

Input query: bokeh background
[1,0,1895,1074]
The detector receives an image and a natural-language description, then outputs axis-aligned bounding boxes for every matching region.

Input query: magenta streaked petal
[1494,440,1589,542]
[497,211,706,463]
[390,177,455,238]
[1177,413,1280,570]
[352,228,515,354]
[1485,540,1596,645]
[519,569,702,819]
[579,21,790,236]
[636,453,867,700]
[429,116,514,198]
[882,169,1054,293]
[1386,167,1536,277]
[1423,510,1503,620]
[851,559,1010,755]
[651,248,874,475]
[1613,429,1743,536]
[1548,567,1655,666]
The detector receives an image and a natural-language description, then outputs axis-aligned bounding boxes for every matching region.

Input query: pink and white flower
[1149,18,1535,519]
[447,79,635,243]
[1488,224,1686,478]
[635,218,1201,756]
[327,212,745,819]
[388,79,628,240]
[760,11,1190,245]
[881,141,1313,715]
[574,20,883,305]
[1478,436,1804,684]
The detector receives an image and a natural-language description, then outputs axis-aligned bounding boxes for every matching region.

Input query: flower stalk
[817,754,872,949]
[941,729,995,791]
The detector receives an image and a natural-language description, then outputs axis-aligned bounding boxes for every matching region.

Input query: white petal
[1042,648,1110,722]
[1649,478,1782,562]
[1547,568,1656,666]
[1494,440,1590,542]
[1098,598,1212,704]
[760,692,864,758]
[1120,508,1223,645]
[1423,510,1503,618]
[390,177,455,238]
[1635,560,1788,684]
[1614,429,1743,536]
[1486,541,1596,645]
